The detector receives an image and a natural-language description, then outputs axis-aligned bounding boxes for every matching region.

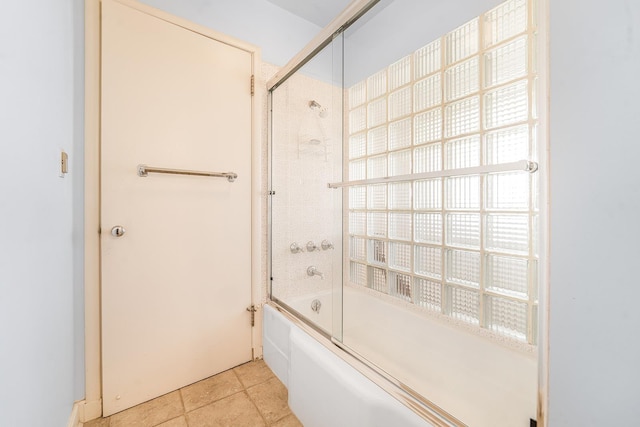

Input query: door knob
[111,225,126,237]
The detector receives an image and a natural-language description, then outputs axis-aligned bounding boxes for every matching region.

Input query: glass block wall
[346,0,539,344]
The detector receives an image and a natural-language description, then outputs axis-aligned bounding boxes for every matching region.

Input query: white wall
[0,0,83,425]
[548,0,640,425]
[138,0,322,66]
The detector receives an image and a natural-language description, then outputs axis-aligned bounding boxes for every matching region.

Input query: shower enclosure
[268,0,545,425]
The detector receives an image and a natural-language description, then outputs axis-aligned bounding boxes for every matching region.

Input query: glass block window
[346,0,538,344]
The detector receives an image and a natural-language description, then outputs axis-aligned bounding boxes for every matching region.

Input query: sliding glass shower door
[268,37,344,337]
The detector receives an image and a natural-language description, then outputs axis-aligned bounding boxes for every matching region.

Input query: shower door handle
[111,225,126,237]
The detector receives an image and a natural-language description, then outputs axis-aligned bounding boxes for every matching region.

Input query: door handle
[111,226,126,237]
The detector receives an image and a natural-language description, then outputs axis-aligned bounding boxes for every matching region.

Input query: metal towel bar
[327,160,538,189]
[137,164,237,182]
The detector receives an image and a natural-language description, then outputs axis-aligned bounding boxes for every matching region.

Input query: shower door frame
[266,0,551,425]
[83,0,263,421]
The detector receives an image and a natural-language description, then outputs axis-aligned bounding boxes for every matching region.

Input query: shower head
[309,100,329,118]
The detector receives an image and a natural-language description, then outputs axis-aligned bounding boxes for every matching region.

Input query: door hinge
[247,304,257,327]
[250,74,255,96]
[268,190,276,195]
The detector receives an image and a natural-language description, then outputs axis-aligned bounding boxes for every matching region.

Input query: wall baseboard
[82,398,102,422]
[66,398,102,426]
[66,401,82,427]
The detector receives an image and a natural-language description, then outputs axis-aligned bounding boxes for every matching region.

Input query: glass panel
[445,134,481,169]
[414,108,442,145]
[367,126,387,155]
[348,212,366,236]
[414,178,442,210]
[349,159,366,180]
[485,214,529,254]
[445,249,481,287]
[445,56,479,101]
[445,96,480,138]
[414,245,442,279]
[389,117,412,150]
[446,285,480,324]
[484,80,528,129]
[367,69,387,100]
[367,212,387,238]
[388,55,412,91]
[414,39,441,79]
[484,295,528,341]
[484,125,529,165]
[485,254,531,298]
[485,172,530,210]
[446,213,481,249]
[367,266,388,292]
[348,80,366,109]
[349,132,366,159]
[388,149,412,176]
[389,86,412,120]
[414,142,442,173]
[367,97,387,128]
[368,240,387,266]
[349,106,366,134]
[412,278,442,311]
[413,74,442,112]
[349,236,366,261]
[484,36,528,88]
[415,212,442,244]
[269,37,343,339]
[389,182,412,210]
[367,184,387,210]
[348,186,366,209]
[445,175,480,210]
[445,18,479,65]
[389,242,412,271]
[390,272,412,301]
[367,155,387,178]
[484,0,528,47]
[350,262,367,286]
[389,212,412,241]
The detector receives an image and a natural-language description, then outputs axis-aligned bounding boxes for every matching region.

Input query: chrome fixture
[111,225,126,237]
[306,241,319,252]
[137,164,237,182]
[321,240,334,250]
[311,299,322,313]
[327,159,538,189]
[307,266,324,279]
[290,242,304,254]
[309,100,328,118]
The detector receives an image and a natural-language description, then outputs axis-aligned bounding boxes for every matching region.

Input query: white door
[100,0,253,416]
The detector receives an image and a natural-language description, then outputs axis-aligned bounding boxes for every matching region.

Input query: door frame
[84,0,262,420]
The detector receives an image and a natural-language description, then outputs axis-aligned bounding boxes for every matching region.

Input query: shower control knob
[321,240,334,250]
[306,241,318,252]
[111,225,126,237]
[290,242,304,253]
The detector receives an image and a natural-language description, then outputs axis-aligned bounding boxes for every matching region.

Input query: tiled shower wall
[262,63,343,304]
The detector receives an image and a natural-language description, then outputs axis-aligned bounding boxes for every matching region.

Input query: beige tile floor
[84,360,302,427]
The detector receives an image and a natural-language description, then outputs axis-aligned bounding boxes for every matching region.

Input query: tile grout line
[243,387,271,426]
[232,368,271,426]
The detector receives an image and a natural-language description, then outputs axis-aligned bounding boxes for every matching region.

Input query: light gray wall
[138,0,323,66]
[0,0,84,425]
[548,0,640,425]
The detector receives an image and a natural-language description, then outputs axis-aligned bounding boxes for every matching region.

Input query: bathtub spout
[307,266,324,279]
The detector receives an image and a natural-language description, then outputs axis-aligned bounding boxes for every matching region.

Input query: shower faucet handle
[307,266,324,280]
[290,242,304,254]
[321,240,334,250]
[306,241,319,252]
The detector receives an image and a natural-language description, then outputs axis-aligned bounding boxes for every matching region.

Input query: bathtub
[265,287,538,427]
